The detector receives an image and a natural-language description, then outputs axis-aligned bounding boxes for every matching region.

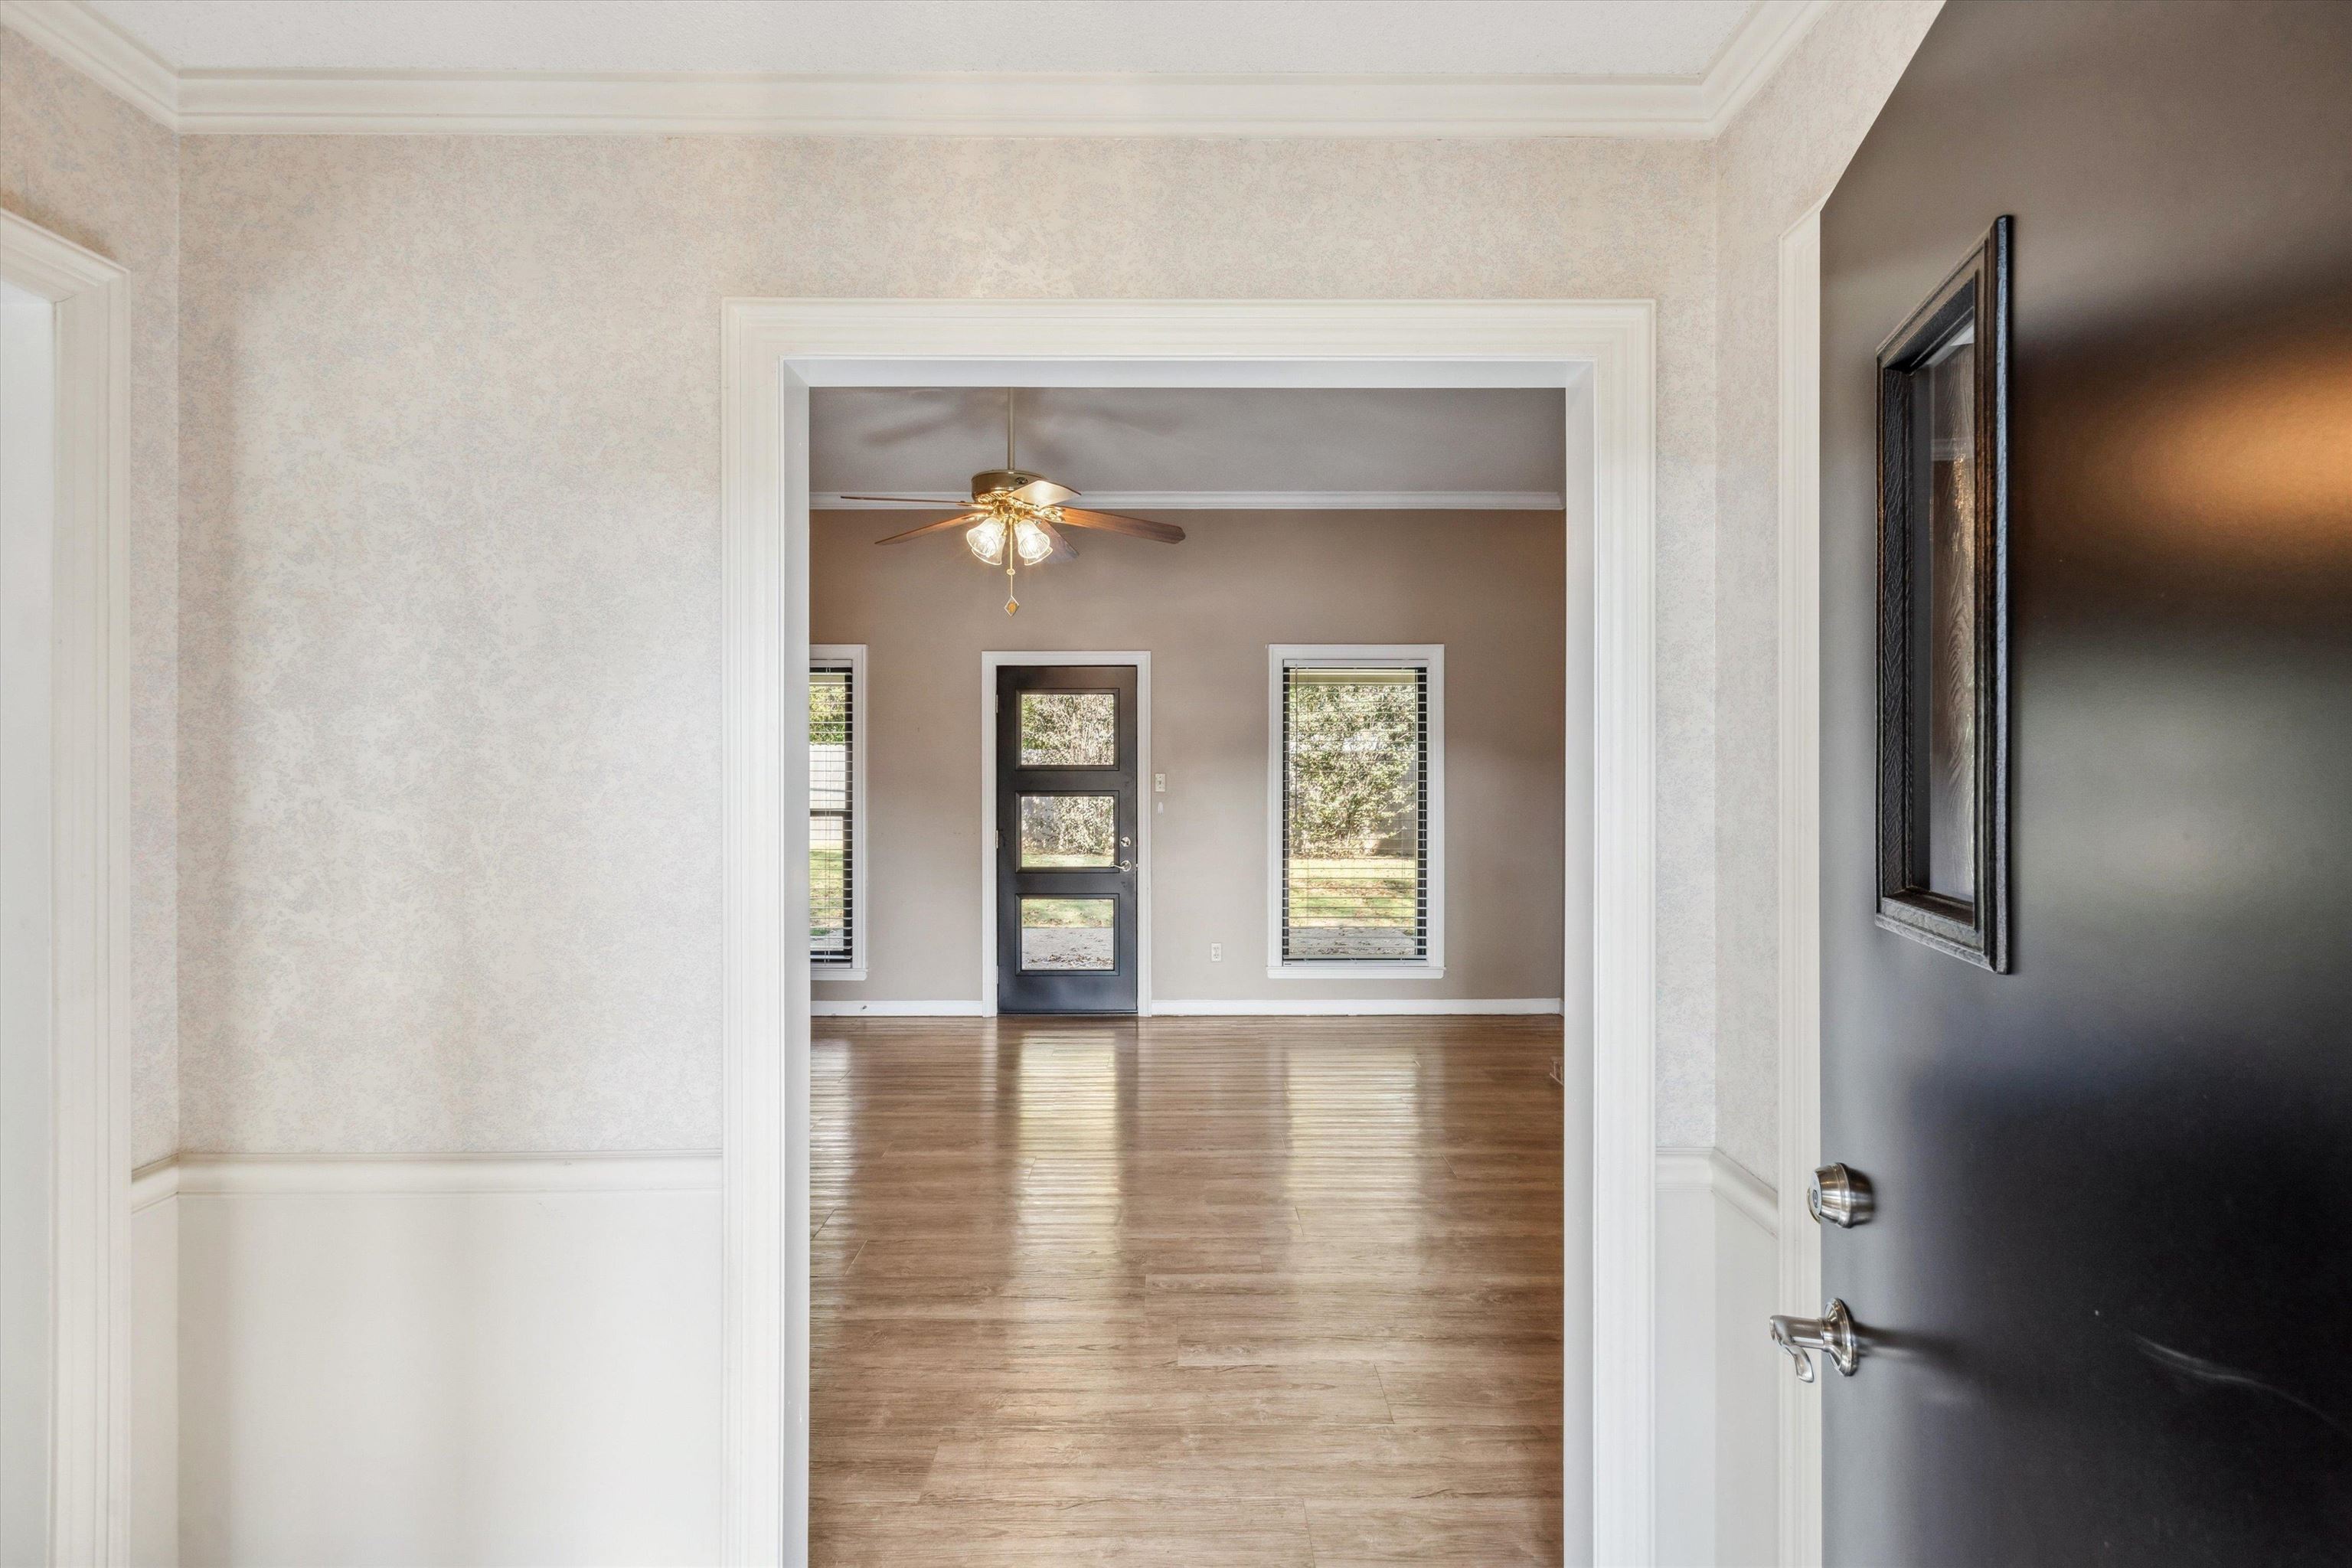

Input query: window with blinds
[810,650,863,969]
[1271,648,1443,971]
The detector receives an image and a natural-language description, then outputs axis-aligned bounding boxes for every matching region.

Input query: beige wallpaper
[175,129,1718,1155]
[9,1,1939,1160]
[1709,0,1944,1178]
[811,508,1566,1008]
[0,25,180,1168]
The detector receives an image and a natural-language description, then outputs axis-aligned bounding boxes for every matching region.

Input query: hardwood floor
[810,1014,1565,1565]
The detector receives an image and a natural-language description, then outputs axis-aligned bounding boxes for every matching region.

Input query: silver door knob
[1808,1163,1874,1227]
[1117,859,1135,873]
[1771,1299,1861,1383]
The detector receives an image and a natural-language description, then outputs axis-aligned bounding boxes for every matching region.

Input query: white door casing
[720,299,1657,1566]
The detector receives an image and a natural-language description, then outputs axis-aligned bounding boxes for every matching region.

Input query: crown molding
[7,0,1828,139]
[0,0,177,126]
[815,488,1564,511]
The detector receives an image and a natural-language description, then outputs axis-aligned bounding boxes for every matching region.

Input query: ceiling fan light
[1012,518,1054,565]
[965,516,1008,565]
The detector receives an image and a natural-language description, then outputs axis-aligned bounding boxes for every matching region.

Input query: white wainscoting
[1655,1148,1779,1568]
[129,1165,178,1567]
[166,1153,721,1568]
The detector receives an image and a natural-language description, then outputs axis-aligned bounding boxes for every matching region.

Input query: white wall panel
[175,1159,720,1567]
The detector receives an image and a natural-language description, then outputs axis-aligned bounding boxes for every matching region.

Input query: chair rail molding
[0,204,133,1567]
[5,0,1830,139]
[723,295,1655,1566]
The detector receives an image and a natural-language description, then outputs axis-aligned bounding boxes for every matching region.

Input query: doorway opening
[722,299,1660,1565]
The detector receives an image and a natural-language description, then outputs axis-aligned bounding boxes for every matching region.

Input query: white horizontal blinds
[1281,662,1428,963]
[809,663,854,964]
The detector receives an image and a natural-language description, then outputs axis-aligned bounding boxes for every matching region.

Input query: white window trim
[1266,643,1446,979]
[809,644,867,981]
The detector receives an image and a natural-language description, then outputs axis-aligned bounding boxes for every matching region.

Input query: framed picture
[1874,216,2012,971]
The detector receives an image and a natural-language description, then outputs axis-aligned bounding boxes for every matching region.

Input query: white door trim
[0,207,132,1566]
[1776,204,1827,1568]
[978,651,1154,1018]
[720,297,1656,1566]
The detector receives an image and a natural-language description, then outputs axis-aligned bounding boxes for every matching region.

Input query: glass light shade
[965,516,1008,565]
[1012,518,1054,565]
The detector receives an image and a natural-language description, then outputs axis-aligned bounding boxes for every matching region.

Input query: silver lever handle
[1771,1298,1861,1383]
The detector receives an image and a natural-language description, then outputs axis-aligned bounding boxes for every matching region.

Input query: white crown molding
[8,0,1828,139]
[815,488,1564,511]
[0,0,177,126]
[1697,0,1834,136]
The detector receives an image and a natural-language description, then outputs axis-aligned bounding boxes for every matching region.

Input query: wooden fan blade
[1055,508,1186,544]
[1011,478,1076,508]
[839,493,973,506]
[874,512,984,544]
[1036,517,1080,562]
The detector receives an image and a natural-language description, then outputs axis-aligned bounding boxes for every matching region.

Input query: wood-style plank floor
[811,1014,1565,1566]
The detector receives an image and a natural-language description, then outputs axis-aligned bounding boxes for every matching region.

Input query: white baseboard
[812,999,985,1017]
[815,998,1561,1018]
[1655,1147,1779,1568]
[1149,998,1563,1016]
[168,1151,722,1566]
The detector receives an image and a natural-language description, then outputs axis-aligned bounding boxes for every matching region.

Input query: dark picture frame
[1873,216,2012,971]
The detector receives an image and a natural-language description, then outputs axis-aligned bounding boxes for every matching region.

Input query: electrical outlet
[1210,942,1223,962]
[1153,773,1166,793]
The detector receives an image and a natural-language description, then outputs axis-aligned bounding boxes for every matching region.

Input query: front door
[995,664,1140,1014]
[1816,5,2352,1563]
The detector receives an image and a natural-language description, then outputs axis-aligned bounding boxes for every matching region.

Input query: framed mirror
[1874,216,2012,971]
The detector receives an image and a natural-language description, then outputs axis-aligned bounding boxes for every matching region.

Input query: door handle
[1771,1299,1861,1383]
[1117,859,1135,873]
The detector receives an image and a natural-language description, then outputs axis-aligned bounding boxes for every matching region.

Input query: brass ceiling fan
[847,389,1186,615]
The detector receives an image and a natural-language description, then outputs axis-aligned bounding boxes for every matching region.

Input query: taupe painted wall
[812,508,1566,1007]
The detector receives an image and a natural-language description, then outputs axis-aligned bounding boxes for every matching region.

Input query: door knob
[1771,1299,1861,1383]
[1117,859,1135,873]
[1809,1162,1874,1227]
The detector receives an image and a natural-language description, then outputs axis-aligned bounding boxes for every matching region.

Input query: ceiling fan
[844,389,1186,615]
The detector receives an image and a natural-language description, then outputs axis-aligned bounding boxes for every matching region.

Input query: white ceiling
[89,0,1759,77]
[809,387,1567,508]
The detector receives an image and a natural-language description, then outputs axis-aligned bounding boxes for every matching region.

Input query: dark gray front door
[1818,4,2352,1563]
[995,664,1139,1014]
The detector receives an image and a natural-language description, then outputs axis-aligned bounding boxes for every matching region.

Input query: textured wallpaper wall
[175,131,1720,1155]
[1710,0,1945,1179]
[0,27,181,1168]
[8,1,1940,1164]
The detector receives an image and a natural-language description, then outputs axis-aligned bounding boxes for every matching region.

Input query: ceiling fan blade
[1036,517,1080,562]
[1055,508,1187,544]
[873,512,984,544]
[838,493,974,506]
[1011,478,1076,508]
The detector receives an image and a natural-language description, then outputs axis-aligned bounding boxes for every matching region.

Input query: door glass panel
[1905,325,1978,901]
[1019,691,1117,766]
[1021,897,1115,971]
[1020,794,1116,868]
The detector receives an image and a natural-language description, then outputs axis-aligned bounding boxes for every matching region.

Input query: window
[1267,645,1443,977]
[810,645,866,975]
